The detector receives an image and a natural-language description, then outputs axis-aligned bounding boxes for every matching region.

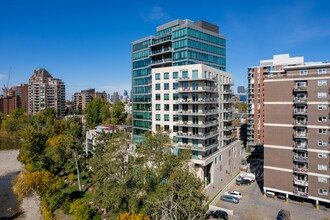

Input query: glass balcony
[293,167,308,174]
[294,178,308,186]
[293,120,307,126]
[293,86,307,92]
[175,98,218,104]
[293,189,308,197]
[176,86,217,93]
[176,120,218,127]
[293,109,307,115]
[176,131,218,140]
[293,97,307,104]
[176,109,219,115]
[293,143,307,151]
[293,155,308,162]
[293,132,308,138]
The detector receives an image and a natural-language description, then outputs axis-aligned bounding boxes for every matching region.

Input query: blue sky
[1,0,330,99]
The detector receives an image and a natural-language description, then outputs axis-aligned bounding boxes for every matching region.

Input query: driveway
[214,180,330,220]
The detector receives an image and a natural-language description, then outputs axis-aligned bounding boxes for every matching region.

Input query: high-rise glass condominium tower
[132,19,226,142]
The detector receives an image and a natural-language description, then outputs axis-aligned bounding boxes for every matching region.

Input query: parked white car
[236,173,255,182]
[225,191,242,199]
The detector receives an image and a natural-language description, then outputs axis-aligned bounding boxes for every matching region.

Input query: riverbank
[0,150,41,220]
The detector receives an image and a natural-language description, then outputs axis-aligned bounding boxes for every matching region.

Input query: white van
[266,191,275,198]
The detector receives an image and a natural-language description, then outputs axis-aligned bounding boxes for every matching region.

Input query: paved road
[215,181,330,220]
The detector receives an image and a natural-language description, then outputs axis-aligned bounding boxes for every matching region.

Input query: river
[0,135,24,219]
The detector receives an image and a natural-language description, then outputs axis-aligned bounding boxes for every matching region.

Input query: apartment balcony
[293,155,308,162]
[176,109,219,116]
[176,141,219,151]
[150,47,172,56]
[151,36,172,46]
[176,120,218,127]
[175,98,218,104]
[293,97,307,104]
[223,126,234,131]
[223,134,234,141]
[150,58,172,66]
[223,108,234,113]
[223,117,232,122]
[176,131,218,140]
[294,178,308,186]
[293,143,307,151]
[176,76,218,82]
[293,132,308,139]
[293,190,308,198]
[293,120,307,127]
[223,89,233,94]
[176,86,217,93]
[293,109,307,115]
[293,86,307,92]
[223,99,233,103]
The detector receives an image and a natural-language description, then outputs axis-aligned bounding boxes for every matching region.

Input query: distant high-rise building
[237,86,246,94]
[73,89,107,113]
[132,19,226,142]
[110,91,120,103]
[123,90,128,97]
[28,68,65,118]
[247,54,304,146]
[0,84,29,115]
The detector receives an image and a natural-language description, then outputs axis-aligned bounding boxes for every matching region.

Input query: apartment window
[318,104,327,110]
[164,72,169,79]
[215,157,218,165]
[219,155,222,161]
[156,104,161,110]
[173,115,179,122]
[318,92,327,98]
[318,164,327,170]
[164,93,169,100]
[173,82,179,89]
[155,83,161,90]
[318,116,327,122]
[164,83,169,90]
[155,114,161,121]
[318,68,327,74]
[318,80,327,86]
[156,94,160,100]
[155,73,160,80]
[299,70,308,75]
[319,189,328,195]
[164,104,169,111]
[318,176,328,183]
[164,114,169,121]
[156,124,161,130]
[318,140,327,146]
[318,129,327,134]
[164,125,169,131]
[173,126,178,132]
[318,152,327,158]
[173,72,178,79]
[182,70,188,79]
[173,104,178,111]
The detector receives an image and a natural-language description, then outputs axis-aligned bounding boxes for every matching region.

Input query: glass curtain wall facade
[132,19,226,142]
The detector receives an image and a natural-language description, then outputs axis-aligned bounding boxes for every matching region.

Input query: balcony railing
[294,178,308,186]
[150,58,172,65]
[293,97,308,104]
[294,120,307,126]
[293,86,307,92]
[293,132,308,138]
[293,143,307,150]
[176,131,218,139]
[175,98,218,103]
[176,120,218,127]
[293,155,308,162]
[293,167,308,174]
[151,47,172,55]
[176,86,217,92]
[176,109,219,115]
[293,109,307,115]
[293,190,308,198]
[223,89,233,94]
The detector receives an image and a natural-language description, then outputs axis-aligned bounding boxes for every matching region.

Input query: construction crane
[2,66,12,97]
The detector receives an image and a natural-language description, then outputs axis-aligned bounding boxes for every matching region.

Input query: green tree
[84,98,110,128]
[110,102,127,125]
[5,108,27,135]
[69,199,91,220]
[234,102,248,113]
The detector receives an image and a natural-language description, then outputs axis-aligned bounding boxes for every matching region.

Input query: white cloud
[141,6,169,22]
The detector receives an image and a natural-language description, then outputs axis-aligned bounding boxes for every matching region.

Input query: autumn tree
[84,98,110,129]
[69,199,91,220]
[110,101,127,125]
[12,170,63,200]
[234,102,248,113]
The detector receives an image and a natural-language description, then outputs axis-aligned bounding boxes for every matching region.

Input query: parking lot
[214,180,330,220]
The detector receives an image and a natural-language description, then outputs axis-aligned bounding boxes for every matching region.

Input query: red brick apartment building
[260,56,330,207]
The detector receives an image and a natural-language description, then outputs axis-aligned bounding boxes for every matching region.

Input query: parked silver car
[220,195,239,204]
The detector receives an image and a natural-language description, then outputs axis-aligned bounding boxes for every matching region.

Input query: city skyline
[1,0,330,99]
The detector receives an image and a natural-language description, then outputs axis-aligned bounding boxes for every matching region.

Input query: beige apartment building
[259,56,330,207]
[151,64,242,198]
[28,68,66,118]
